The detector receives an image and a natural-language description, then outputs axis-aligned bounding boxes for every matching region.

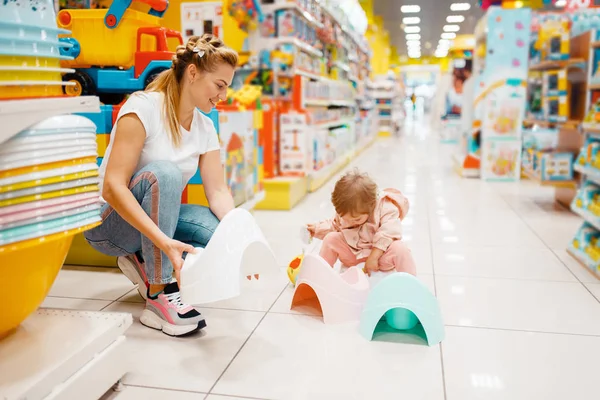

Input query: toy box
[574,181,600,211]
[218,111,256,206]
[280,112,309,177]
[543,94,568,122]
[543,70,567,97]
[572,224,600,252]
[537,14,570,61]
[260,11,277,37]
[481,140,521,181]
[536,151,574,182]
[276,9,296,37]
[312,127,328,172]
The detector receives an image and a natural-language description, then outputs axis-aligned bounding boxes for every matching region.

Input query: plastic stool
[291,253,370,324]
[359,273,444,346]
[179,208,278,304]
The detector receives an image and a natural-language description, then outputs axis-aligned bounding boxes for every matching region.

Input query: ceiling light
[401,5,420,13]
[438,39,451,46]
[402,17,421,24]
[405,33,421,40]
[441,32,457,39]
[450,3,471,11]
[408,49,421,55]
[443,25,460,32]
[446,15,465,23]
[407,40,420,46]
[408,52,421,58]
[404,26,421,33]
[407,44,421,50]
[554,0,566,5]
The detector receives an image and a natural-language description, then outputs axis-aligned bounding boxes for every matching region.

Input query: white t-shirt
[98,91,220,197]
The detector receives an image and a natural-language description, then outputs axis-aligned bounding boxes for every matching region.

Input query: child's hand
[364,258,379,276]
[306,223,316,237]
[364,248,384,276]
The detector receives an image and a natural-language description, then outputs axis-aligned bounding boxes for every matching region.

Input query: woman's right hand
[159,238,196,284]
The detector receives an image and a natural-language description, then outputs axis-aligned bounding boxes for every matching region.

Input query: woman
[84,34,238,337]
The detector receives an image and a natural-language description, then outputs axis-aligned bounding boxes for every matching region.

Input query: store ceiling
[373,0,484,58]
[373,0,566,59]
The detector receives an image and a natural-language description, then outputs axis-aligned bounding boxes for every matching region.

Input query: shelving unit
[0,310,132,400]
[0,97,100,145]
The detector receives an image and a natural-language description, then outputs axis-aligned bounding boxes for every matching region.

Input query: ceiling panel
[373,0,484,58]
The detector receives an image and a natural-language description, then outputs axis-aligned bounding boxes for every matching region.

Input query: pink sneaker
[140,282,206,336]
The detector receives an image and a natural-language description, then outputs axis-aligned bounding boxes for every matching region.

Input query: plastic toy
[227,0,264,32]
[179,208,278,305]
[290,253,370,324]
[359,273,444,346]
[57,0,183,104]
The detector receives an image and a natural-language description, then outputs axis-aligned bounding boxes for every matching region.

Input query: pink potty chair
[290,253,370,324]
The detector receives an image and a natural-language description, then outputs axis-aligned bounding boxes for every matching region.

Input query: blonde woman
[84,34,238,337]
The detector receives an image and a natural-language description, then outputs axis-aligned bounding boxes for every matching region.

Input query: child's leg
[319,232,359,267]
[378,241,417,276]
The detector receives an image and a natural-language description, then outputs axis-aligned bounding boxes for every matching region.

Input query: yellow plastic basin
[0,222,99,339]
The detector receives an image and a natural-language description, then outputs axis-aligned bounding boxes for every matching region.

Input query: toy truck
[57,0,183,104]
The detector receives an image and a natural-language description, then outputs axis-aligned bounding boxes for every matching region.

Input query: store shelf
[529,58,586,71]
[305,99,356,107]
[522,167,577,188]
[572,205,600,231]
[0,309,132,400]
[567,245,600,280]
[255,176,307,211]
[261,3,324,29]
[333,61,351,72]
[319,3,368,54]
[294,69,324,80]
[313,117,355,129]
[270,37,323,58]
[575,163,600,185]
[0,96,100,146]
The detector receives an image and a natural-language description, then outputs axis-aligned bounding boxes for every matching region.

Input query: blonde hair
[146,34,238,146]
[331,169,378,216]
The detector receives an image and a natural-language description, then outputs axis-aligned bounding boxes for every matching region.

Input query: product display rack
[0,96,134,398]
[246,0,373,210]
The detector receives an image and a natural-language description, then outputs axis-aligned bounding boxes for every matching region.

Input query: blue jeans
[84,161,219,284]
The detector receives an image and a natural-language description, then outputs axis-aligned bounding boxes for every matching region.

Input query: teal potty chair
[359,273,444,346]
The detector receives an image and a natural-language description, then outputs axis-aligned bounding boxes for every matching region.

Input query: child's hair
[331,169,378,216]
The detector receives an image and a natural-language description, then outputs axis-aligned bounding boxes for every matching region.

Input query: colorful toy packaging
[279,113,309,177]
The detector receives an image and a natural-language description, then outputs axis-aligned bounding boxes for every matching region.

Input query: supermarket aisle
[46,117,600,400]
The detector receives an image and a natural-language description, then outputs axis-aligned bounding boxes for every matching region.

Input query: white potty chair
[179,208,278,304]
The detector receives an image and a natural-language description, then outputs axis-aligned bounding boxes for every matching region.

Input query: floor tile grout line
[122,383,208,396]
[205,284,290,397]
[425,178,447,400]
[446,323,600,338]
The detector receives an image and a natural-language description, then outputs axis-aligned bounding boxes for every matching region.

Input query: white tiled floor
[44,117,600,399]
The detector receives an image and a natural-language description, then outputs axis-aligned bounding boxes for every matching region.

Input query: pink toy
[290,253,370,324]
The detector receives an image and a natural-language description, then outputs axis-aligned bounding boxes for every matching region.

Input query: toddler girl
[307,169,416,276]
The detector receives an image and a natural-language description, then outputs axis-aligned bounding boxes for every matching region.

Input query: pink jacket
[313,188,409,258]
